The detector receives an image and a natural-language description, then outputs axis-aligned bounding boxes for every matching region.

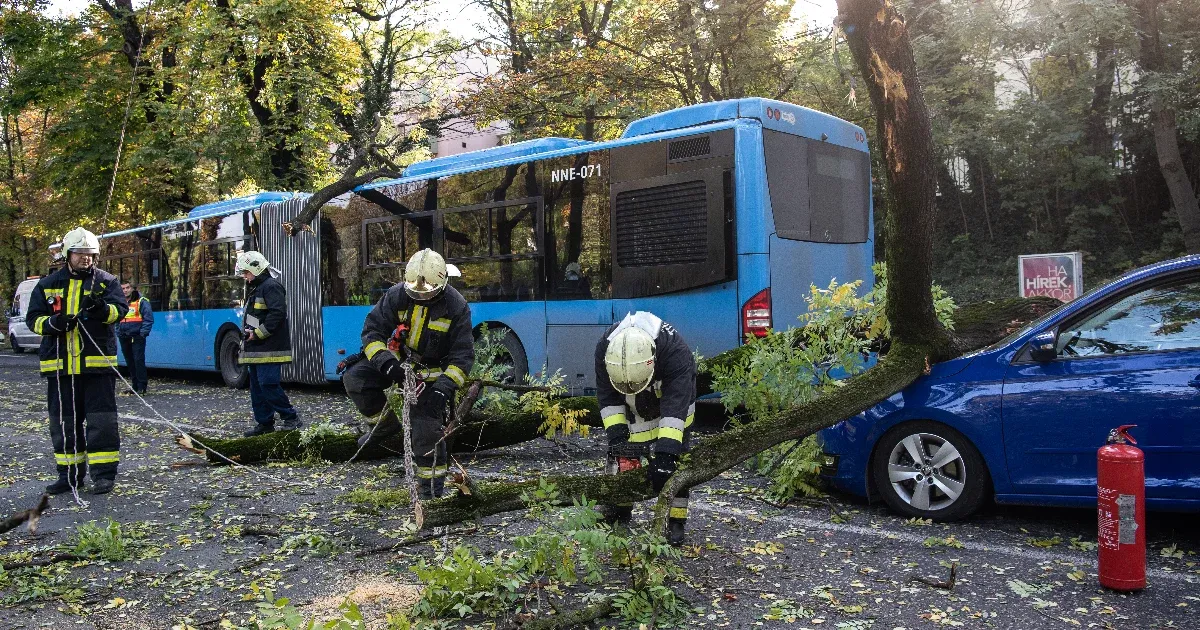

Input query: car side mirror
[1029,330,1059,362]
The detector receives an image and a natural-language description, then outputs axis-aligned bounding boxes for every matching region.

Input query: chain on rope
[101,5,152,236]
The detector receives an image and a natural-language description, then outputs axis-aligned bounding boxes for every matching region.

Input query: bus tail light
[741,288,772,341]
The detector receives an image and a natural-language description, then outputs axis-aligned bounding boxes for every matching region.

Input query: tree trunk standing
[1087,37,1116,160]
[1131,0,1200,254]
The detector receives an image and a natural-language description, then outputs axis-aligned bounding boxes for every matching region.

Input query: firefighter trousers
[604,430,691,528]
[343,360,448,499]
[47,374,119,482]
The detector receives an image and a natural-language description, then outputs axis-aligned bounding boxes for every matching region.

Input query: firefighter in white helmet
[342,248,475,500]
[595,311,697,546]
[26,227,128,495]
[236,251,302,436]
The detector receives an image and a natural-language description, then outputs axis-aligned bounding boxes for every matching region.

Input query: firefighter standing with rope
[236,251,302,436]
[343,248,474,500]
[117,280,154,396]
[27,227,128,495]
[596,311,697,546]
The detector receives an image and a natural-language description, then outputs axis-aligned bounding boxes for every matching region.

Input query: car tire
[496,327,528,384]
[10,336,23,353]
[218,330,249,389]
[871,421,990,521]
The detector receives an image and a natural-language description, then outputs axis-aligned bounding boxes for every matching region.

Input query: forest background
[1,0,1197,305]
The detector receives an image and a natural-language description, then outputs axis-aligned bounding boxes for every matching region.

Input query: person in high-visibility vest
[26,227,128,495]
[117,281,154,396]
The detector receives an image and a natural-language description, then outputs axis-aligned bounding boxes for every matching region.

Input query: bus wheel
[218,330,249,389]
[496,328,528,384]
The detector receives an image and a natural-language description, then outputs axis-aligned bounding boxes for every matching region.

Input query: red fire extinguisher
[1097,424,1145,591]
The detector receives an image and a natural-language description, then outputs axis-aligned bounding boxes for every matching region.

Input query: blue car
[818,255,1200,520]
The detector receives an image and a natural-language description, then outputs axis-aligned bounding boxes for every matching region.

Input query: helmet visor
[404,279,444,302]
[610,371,654,396]
[69,247,99,255]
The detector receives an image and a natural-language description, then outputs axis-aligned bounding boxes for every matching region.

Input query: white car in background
[7,277,42,353]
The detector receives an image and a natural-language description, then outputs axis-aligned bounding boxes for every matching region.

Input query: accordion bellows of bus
[94,98,874,395]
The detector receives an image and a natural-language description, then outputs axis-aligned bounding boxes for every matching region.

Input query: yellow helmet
[404,248,448,301]
[605,326,657,395]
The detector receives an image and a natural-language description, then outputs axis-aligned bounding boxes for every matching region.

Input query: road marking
[690,503,1197,584]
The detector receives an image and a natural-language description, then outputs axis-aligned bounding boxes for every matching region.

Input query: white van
[8,277,42,353]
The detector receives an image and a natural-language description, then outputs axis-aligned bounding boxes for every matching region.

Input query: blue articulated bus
[102,98,874,390]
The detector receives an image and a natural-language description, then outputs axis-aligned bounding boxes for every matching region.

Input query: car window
[1058,279,1200,357]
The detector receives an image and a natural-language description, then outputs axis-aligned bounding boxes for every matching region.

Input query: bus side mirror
[1029,330,1058,362]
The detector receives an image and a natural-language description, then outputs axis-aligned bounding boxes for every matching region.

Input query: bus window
[764,129,869,244]
[543,151,611,300]
[364,217,421,267]
[443,207,490,259]
[202,240,245,308]
[441,199,542,303]
[163,221,203,310]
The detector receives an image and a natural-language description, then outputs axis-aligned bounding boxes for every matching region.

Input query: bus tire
[218,330,249,389]
[496,327,528,384]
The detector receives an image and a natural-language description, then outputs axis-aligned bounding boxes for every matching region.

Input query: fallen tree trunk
[177,397,600,465]
[0,494,50,535]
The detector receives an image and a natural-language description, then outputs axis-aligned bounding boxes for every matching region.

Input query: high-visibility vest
[122,298,144,323]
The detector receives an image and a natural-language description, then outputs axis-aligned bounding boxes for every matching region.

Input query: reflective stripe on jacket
[239,274,292,364]
[117,296,154,337]
[26,266,128,377]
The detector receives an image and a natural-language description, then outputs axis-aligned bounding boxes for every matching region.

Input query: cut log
[178,397,600,465]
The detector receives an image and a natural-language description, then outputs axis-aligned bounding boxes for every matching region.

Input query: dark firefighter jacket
[239,273,291,364]
[117,294,154,337]
[26,266,129,376]
[361,283,474,394]
[595,312,696,455]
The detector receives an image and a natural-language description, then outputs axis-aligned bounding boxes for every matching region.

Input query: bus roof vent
[667,135,711,162]
[403,138,592,179]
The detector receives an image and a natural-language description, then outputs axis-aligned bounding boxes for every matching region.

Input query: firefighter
[236,251,302,436]
[343,248,474,500]
[26,227,128,495]
[596,311,696,546]
[117,280,154,396]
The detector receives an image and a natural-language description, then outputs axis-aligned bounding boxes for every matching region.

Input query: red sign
[1018,252,1083,303]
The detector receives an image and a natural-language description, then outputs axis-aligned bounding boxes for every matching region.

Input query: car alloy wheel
[886,432,966,512]
[872,420,990,521]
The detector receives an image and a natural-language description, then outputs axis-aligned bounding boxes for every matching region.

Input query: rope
[53,330,88,508]
[400,362,422,517]
[101,4,151,236]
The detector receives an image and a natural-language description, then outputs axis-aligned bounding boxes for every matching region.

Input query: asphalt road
[0,351,1196,629]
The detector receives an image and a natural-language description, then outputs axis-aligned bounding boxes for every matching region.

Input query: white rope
[53,329,88,508]
[76,323,319,490]
[400,362,421,515]
[101,3,151,235]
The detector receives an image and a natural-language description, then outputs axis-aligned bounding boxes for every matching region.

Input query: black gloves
[378,357,406,386]
[82,294,109,320]
[649,452,678,492]
[47,313,78,333]
[421,387,449,420]
[607,424,630,449]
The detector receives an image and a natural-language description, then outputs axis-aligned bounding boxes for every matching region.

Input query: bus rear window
[763,130,869,244]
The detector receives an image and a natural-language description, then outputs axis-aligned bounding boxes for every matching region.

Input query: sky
[45,0,842,41]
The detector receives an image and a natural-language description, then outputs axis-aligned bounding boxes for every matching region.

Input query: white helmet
[605,326,657,395]
[62,227,100,255]
[235,251,270,277]
[404,248,448,301]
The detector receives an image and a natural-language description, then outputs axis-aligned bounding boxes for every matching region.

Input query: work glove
[649,451,678,492]
[421,387,449,420]
[47,313,78,333]
[378,356,406,386]
[606,424,631,450]
[82,294,109,320]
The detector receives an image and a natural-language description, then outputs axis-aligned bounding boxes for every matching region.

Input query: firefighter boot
[45,469,87,495]
[244,422,274,437]
[90,478,115,495]
[667,519,686,547]
[279,415,304,431]
[357,409,401,448]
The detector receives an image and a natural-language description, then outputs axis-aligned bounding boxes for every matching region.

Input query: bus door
[258,197,327,385]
